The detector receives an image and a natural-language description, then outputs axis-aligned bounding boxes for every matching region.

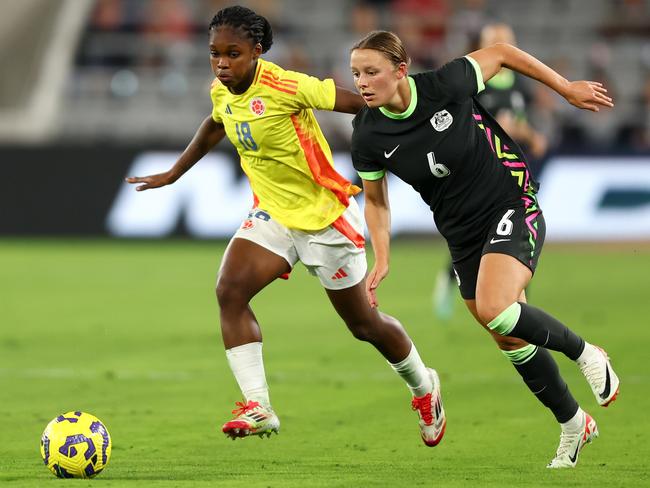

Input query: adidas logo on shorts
[331,267,348,280]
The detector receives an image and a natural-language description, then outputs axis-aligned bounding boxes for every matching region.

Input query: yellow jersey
[210,58,360,231]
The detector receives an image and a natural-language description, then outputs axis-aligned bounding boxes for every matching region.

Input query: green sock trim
[487,302,521,335]
[501,344,538,365]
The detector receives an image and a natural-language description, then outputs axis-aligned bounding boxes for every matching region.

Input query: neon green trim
[502,344,538,365]
[379,77,417,119]
[464,55,485,93]
[487,69,515,90]
[357,170,386,181]
[487,302,521,335]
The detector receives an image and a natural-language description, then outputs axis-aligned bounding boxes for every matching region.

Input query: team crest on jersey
[431,110,453,132]
[249,97,266,116]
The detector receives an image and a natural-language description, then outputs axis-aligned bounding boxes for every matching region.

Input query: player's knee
[215,274,251,308]
[476,300,516,328]
[481,302,521,336]
[344,319,374,342]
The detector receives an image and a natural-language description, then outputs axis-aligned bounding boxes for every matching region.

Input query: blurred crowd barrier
[2,146,649,240]
[1,0,650,150]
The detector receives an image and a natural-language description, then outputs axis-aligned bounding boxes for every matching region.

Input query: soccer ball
[40,411,111,478]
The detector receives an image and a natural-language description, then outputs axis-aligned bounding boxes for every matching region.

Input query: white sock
[388,344,433,397]
[561,408,585,433]
[576,342,596,365]
[225,342,271,407]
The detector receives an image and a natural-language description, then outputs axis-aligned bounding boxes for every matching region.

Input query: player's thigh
[475,204,545,321]
[218,209,296,300]
[448,239,483,300]
[293,198,368,291]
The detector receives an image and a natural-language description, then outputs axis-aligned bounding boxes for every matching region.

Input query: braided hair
[209,6,273,54]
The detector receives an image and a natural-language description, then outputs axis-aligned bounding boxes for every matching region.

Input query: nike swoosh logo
[568,442,581,464]
[384,145,400,158]
[599,364,611,400]
[489,238,511,244]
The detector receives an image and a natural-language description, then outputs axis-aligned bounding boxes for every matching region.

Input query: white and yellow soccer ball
[40,411,111,478]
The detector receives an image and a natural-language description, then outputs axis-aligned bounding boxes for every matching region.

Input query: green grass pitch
[1,239,649,487]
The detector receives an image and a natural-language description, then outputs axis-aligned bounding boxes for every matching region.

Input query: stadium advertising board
[2,148,649,240]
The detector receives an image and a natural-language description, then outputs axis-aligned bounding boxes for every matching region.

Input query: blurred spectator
[573,43,620,150]
[445,0,490,58]
[333,1,382,90]
[139,0,194,68]
[476,23,548,168]
[389,0,449,71]
[601,0,650,38]
[316,1,383,147]
[79,0,137,67]
[622,73,650,151]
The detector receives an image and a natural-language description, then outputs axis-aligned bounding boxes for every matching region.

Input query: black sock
[510,303,585,360]
[512,347,579,423]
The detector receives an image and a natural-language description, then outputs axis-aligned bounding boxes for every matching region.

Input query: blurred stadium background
[1,0,649,239]
[1,1,649,486]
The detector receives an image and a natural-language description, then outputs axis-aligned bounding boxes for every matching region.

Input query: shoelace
[554,430,579,458]
[580,357,604,387]
[411,394,434,424]
[231,400,260,417]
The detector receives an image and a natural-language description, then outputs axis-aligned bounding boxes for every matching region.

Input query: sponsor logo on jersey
[431,110,453,132]
[225,104,233,115]
[250,98,266,116]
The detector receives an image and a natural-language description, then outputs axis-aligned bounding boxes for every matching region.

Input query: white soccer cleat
[577,344,620,407]
[411,368,446,447]
[221,400,280,439]
[547,412,598,468]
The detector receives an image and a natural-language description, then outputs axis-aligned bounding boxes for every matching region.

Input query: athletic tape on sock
[487,302,521,335]
[501,344,538,365]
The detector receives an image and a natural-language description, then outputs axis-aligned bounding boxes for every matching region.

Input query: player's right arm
[126,115,226,191]
[333,86,365,114]
[362,176,391,308]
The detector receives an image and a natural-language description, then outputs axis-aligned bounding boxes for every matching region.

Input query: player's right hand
[125,171,175,191]
[366,264,389,308]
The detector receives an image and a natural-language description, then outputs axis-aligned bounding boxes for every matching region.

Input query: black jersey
[351,57,538,246]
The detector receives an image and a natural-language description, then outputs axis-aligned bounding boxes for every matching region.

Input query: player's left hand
[564,81,614,112]
[366,264,389,308]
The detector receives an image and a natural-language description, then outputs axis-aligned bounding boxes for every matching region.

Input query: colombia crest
[250,97,266,116]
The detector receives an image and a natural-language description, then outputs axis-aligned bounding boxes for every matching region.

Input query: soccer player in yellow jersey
[126,6,446,446]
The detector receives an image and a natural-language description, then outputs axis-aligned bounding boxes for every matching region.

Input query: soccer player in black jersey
[349,30,619,468]
[433,23,548,320]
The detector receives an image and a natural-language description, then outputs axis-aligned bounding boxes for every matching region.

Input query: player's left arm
[468,43,614,112]
[333,86,365,114]
[362,176,391,308]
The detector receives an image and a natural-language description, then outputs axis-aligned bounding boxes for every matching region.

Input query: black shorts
[448,199,546,300]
